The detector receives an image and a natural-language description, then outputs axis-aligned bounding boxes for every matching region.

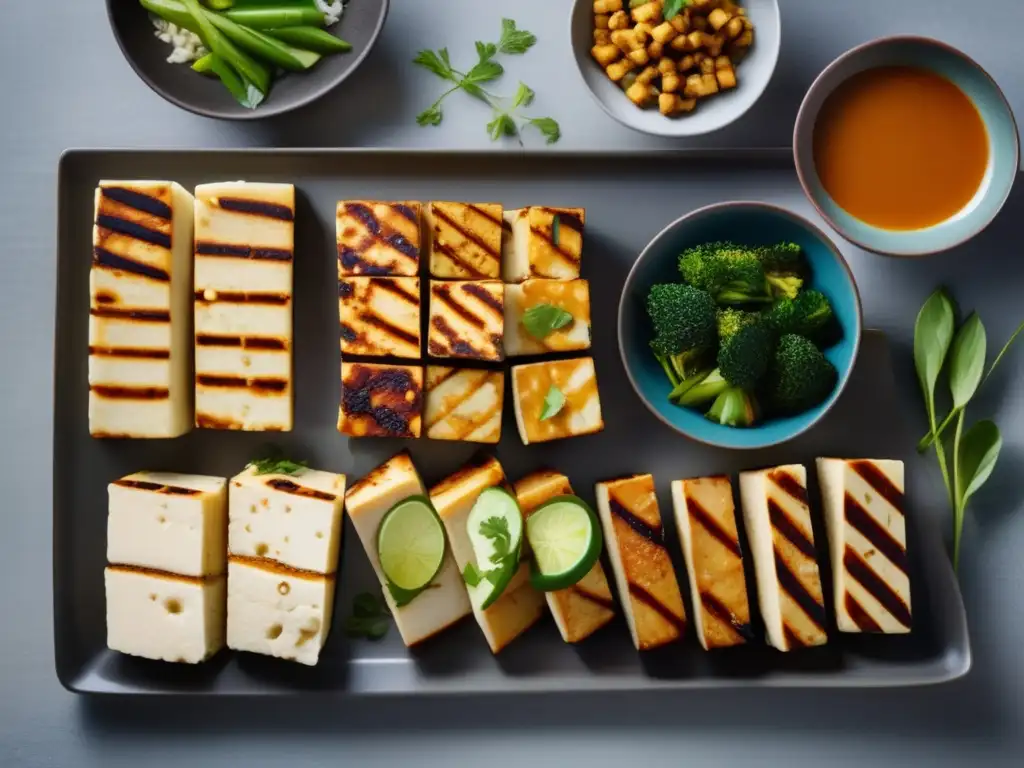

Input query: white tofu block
[336,200,421,276]
[337,362,424,438]
[107,472,228,577]
[345,452,472,647]
[228,465,346,575]
[739,465,828,651]
[501,206,585,283]
[425,201,503,279]
[89,181,194,438]
[503,279,592,357]
[511,357,604,445]
[427,280,504,361]
[816,458,911,634]
[424,366,504,444]
[105,566,225,663]
[226,558,335,666]
[338,276,421,359]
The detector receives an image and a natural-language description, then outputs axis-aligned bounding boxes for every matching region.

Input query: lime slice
[464,487,524,610]
[377,495,446,594]
[526,495,603,592]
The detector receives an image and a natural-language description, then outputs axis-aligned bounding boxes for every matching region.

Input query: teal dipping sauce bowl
[794,36,1018,257]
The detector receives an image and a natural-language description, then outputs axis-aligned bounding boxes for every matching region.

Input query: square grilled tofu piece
[425,202,503,278]
[430,457,546,654]
[338,276,421,359]
[89,181,195,438]
[739,465,828,651]
[504,279,592,357]
[424,366,504,444]
[346,452,472,646]
[336,200,421,276]
[194,181,294,432]
[595,474,687,650]
[514,470,615,643]
[428,280,504,361]
[502,206,585,282]
[816,458,911,634]
[511,357,604,445]
[671,476,753,650]
[338,362,423,438]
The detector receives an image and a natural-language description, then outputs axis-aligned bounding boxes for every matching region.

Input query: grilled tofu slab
[346,452,472,646]
[511,357,604,444]
[502,206,585,283]
[430,457,546,653]
[504,279,592,357]
[427,280,504,361]
[338,276,421,359]
[514,470,615,643]
[337,362,423,438]
[739,465,828,651]
[89,181,195,438]
[337,200,421,276]
[425,202,503,278]
[816,458,911,634]
[194,182,294,432]
[671,476,753,650]
[424,366,504,443]
[595,474,687,650]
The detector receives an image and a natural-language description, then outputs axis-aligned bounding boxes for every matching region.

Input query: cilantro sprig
[462,515,518,587]
[414,19,561,145]
[248,451,308,476]
[344,592,390,641]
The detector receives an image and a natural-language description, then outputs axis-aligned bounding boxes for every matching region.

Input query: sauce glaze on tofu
[427,280,504,361]
[338,362,423,438]
[502,206,585,283]
[511,357,604,445]
[424,366,504,443]
[336,200,421,276]
[503,279,592,357]
[425,202,504,279]
[338,276,421,359]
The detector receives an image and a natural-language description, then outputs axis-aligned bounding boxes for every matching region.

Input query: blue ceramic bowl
[618,202,862,450]
[794,36,1018,257]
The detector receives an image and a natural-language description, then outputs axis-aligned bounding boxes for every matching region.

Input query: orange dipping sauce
[813,66,989,230]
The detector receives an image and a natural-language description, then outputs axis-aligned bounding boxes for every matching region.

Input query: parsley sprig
[248,452,308,476]
[414,19,561,145]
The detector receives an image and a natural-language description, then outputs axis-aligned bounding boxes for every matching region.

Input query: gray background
[3,0,1023,765]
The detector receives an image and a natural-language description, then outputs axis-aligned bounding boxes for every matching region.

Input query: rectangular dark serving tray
[54,149,969,695]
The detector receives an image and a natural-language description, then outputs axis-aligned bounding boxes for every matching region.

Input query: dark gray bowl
[107,0,389,120]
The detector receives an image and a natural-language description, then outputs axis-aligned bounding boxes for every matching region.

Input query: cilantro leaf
[416,103,444,126]
[413,48,455,81]
[498,18,537,54]
[465,59,504,85]
[476,40,497,62]
[512,82,535,108]
[487,113,518,140]
[386,580,425,608]
[539,385,566,421]
[463,562,484,587]
[345,592,391,640]
[528,117,561,144]
[480,515,512,563]
[522,303,574,340]
[248,454,308,476]
[663,0,692,21]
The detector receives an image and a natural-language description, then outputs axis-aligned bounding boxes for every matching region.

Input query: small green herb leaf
[528,116,561,144]
[663,0,692,21]
[413,48,455,80]
[957,420,1002,506]
[539,385,566,421]
[476,40,497,62]
[487,113,517,140]
[512,82,535,108]
[386,580,424,608]
[248,454,308,476]
[352,591,386,618]
[465,59,504,85]
[463,563,483,588]
[480,516,512,561]
[416,103,443,126]
[497,18,537,54]
[948,312,987,409]
[522,303,573,340]
[345,591,391,640]
[914,287,956,418]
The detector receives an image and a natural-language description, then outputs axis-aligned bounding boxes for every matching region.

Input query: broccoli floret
[766,274,804,300]
[717,321,775,389]
[675,368,729,406]
[706,387,758,427]
[716,308,761,342]
[767,334,838,414]
[646,283,718,358]
[768,290,835,337]
[755,243,806,299]
[678,242,772,305]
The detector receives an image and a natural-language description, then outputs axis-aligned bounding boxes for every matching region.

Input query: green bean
[195,53,265,109]
[192,52,216,73]
[178,0,272,91]
[204,0,235,10]
[223,7,325,29]
[265,26,351,54]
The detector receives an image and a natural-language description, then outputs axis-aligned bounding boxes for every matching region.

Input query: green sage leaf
[957,419,1002,506]
[948,313,987,408]
[914,288,955,417]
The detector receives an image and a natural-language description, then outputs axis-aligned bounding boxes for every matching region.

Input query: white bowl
[570,0,781,138]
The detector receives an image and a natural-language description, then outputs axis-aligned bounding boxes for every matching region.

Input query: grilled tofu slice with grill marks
[595,474,687,650]
[739,464,828,651]
[89,181,195,438]
[515,470,616,643]
[424,366,504,444]
[502,206,585,283]
[194,182,294,432]
[339,276,421,359]
[511,357,604,445]
[338,362,423,438]
[425,202,503,278]
[504,279,592,357]
[346,452,472,646]
[430,456,546,654]
[816,458,911,634]
[336,200,421,276]
[428,280,504,361]
[671,476,753,649]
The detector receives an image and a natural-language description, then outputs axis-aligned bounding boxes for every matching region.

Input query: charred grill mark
[266,478,337,502]
[608,493,663,544]
[361,312,419,347]
[569,584,616,612]
[454,399,503,441]
[432,285,486,327]
[430,315,480,359]
[93,247,170,281]
[844,546,912,629]
[701,590,754,643]
[342,204,419,264]
[394,203,418,223]
[433,241,486,277]
[338,246,393,275]
[195,334,287,351]
[845,591,883,632]
[101,186,172,220]
[338,279,354,298]
[850,461,904,515]
[530,225,581,264]
[466,204,503,225]
[374,278,420,305]
[768,470,809,506]
[432,207,500,269]
[89,346,170,360]
[844,494,908,574]
[426,366,457,391]
[196,375,288,393]
[628,582,685,634]
[773,548,826,631]
[90,385,169,400]
[339,323,359,343]
[216,197,294,221]
[783,623,806,650]
[94,291,117,304]
[686,494,742,559]
[341,365,421,437]
[195,242,292,261]
[196,413,244,429]
[90,307,170,323]
[463,283,503,314]
[346,202,381,235]
[194,290,290,305]
[386,233,418,260]
[113,478,201,496]
[96,214,171,249]
[767,498,818,561]
[425,373,486,427]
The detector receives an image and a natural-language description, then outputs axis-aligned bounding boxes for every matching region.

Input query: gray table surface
[3,0,1024,765]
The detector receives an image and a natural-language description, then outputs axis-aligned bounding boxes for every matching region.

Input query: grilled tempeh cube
[511,357,604,445]
[739,464,828,651]
[337,362,423,438]
[336,200,421,276]
[427,280,504,361]
[89,181,195,438]
[338,276,421,359]
[816,458,911,634]
[504,279,592,357]
[514,470,616,643]
[595,474,687,650]
[502,206,585,282]
[424,366,504,444]
[193,182,294,432]
[671,476,753,649]
[425,201,503,279]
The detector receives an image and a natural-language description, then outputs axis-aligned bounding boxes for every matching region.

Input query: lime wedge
[464,487,524,610]
[526,495,603,592]
[377,495,446,594]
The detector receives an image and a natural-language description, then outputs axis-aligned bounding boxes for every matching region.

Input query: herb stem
[952,410,966,570]
[926,394,955,512]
